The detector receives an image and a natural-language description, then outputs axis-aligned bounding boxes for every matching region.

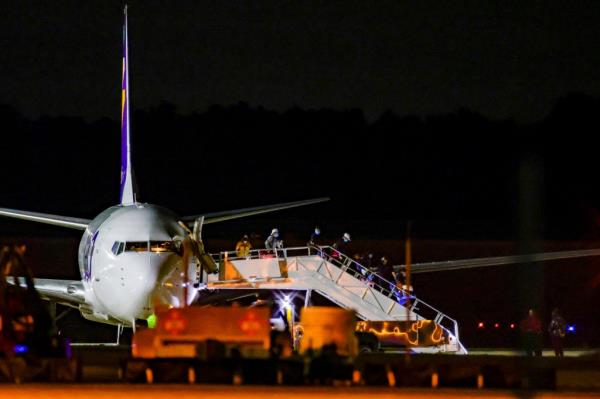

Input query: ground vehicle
[0,245,75,382]
[132,306,272,360]
[0,245,54,358]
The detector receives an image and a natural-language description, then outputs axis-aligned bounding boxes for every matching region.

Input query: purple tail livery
[120,5,138,205]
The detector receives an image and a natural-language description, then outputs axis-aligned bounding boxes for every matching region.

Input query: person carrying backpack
[548,308,566,357]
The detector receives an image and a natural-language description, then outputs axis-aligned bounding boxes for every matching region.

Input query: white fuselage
[77,203,187,325]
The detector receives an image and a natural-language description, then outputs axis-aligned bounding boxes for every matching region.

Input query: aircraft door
[83,231,99,281]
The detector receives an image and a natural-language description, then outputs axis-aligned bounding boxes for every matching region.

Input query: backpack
[550,318,566,338]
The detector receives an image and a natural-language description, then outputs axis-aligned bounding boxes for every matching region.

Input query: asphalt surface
[0,385,598,399]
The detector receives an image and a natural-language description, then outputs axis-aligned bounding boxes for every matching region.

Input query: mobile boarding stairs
[204,246,467,354]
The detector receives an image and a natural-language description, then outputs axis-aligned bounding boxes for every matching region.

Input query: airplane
[0,6,328,332]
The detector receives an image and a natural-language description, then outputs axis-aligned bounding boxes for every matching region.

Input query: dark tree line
[2,92,600,240]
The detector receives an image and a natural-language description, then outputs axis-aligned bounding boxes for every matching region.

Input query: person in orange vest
[235,235,252,258]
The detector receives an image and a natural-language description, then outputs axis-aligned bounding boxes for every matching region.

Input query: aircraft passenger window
[125,241,149,252]
[149,241,176,253]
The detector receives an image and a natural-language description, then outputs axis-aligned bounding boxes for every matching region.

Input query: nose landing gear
[117,323,125,344]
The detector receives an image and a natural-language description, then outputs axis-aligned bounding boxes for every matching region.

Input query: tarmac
[467,348,600,357]
[0,385,598,398]
[2,346,600,394]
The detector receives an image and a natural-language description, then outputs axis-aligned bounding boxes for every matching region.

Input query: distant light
[510,323,515,329]
[477,322,485,329]
[494,323,500,329]
[14,344,28,354]
[567,324,576,333]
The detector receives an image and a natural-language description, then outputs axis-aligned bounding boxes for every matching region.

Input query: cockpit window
[125,241,149,252]
[112,241,179,255]
[150,241,178,253]
[111,241,125,256]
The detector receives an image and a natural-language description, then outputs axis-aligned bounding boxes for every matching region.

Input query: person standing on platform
[548,308,566,357]
[265,228,283,250]
[307,226,322,247]
[520,308,543,356]
[235,235,252,258]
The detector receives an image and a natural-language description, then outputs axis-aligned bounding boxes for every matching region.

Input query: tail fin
[120,5,138,205]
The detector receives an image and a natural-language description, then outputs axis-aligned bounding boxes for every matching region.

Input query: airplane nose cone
[118,254,164,318]
[94,253,172,322]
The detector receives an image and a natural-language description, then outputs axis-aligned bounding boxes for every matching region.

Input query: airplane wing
[8,277,86,308]
[0,207,90,230]
[407,248,600,274]
[181,197,330,225]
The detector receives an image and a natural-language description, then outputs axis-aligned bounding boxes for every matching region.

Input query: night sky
[2,1,600,122]
[2,1,600,346]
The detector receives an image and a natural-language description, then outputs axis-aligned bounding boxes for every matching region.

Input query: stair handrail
[307,245,460,344]
[213,245,460,346]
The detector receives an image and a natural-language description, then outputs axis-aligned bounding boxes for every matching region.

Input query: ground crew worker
[235,235,252,258]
